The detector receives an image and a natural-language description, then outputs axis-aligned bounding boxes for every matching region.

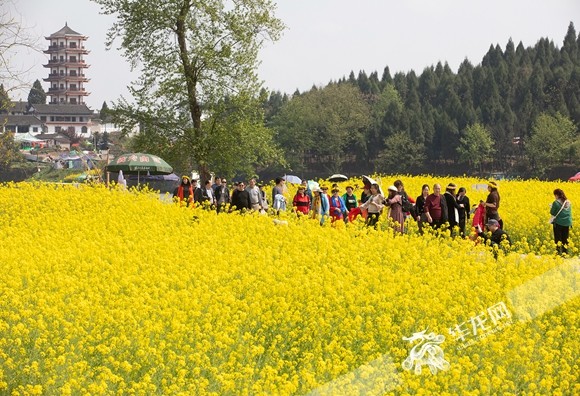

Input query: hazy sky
[6,0,580,110]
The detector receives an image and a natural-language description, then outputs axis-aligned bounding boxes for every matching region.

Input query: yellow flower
[0,179,577,394]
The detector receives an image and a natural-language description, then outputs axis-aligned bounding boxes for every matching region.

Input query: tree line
[263,22,580,179]
[3,2,578,181]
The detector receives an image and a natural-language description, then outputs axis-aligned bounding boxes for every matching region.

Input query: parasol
[105,153,173,184]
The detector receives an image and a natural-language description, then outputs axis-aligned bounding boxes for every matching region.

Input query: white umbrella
[328,174,348,182]
[307,180,320,192]
[362,175,383,195]
[284,174,302,184]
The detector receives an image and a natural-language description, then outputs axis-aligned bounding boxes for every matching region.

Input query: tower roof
[48,23,83,38]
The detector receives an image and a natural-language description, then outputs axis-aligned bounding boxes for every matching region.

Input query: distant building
[31,23,93,137]
[0,114,44,134]
[0,24,138,141]
[43,23,90,105]
[5,101,29,115]
[28,103,93,136]
[35,132,72,150]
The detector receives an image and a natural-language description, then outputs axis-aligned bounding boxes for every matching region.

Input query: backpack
[401,192,413,213]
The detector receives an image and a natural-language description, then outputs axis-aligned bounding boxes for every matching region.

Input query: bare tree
[0,0,40,103]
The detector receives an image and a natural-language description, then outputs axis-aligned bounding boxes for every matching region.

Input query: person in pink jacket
[385,185,404,233]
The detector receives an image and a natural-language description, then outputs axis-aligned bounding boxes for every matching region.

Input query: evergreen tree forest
[264,23,580,179]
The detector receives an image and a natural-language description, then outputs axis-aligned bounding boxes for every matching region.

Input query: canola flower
[0,178,578,395]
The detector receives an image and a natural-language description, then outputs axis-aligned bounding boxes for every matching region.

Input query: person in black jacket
[443,183,461,235]
[214,178,230,213]
[230,181,251,212]
[415,184,430,235]
[456,187,470,237]
[477,219,511,258]
[191,179,205,205]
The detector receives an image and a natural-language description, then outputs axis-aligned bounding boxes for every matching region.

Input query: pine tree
[562,22,578,63]
[0,84,9,112]
[27,80,46,105]
[393,72,408,103]
[100,101,110,123]
[348,71,356,85]
[357,71,371,94]
[381,66,393,86]
[419,67,437,105]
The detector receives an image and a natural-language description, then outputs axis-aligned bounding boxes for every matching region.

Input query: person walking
[358,184,372,221]
[272,177,285,203]
[292,185,311,216]
[415,184,430,235]
[443,183,461,235]
[342,186,358,222]
[246,178,264,211]
[550,188,572,255]
[394,179,415,218]
[230,181,251,212]
[485,181,502,228]
[203,180,215,207]
[359,183,384,229]
[212,177,221,191]
[456,187,470,237]
[190,179,205,206]
[311,187,329,225]
[214,178,231,213]
[301,179,313,211]
[385,185,404,233]
[329,187,347,223]
[424,184,448,231]
[272,177,286,214]
[471,200,486,233]
[173,175,194,206]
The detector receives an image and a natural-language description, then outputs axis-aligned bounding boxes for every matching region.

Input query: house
[4,101,29,115]
[28,103,93,136]
[1,114,45,134]
[35,132,72,150]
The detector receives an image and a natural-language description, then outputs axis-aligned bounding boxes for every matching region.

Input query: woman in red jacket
[292,185,311,215]
[173,175,194,206]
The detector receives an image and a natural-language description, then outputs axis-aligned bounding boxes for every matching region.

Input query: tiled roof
[48,23,83,37]
[1,115,42,126]
[30,103,93,116]
[8,101,29,114]
[36,133,71,142]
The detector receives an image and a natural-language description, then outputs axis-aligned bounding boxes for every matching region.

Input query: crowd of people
[172,175,573,256]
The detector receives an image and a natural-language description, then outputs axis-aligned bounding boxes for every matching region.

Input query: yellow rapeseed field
[0,177,578,395]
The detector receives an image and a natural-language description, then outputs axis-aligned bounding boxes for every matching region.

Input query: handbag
[549,200,568,224]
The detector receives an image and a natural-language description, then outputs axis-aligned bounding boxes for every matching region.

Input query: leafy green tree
[456,123,495,174]
[0,131,20,171]
[526,112,578,177]
[375,131,425,173]
[27,79,46,105]
[273,83,370,173]
[92,0,284,181]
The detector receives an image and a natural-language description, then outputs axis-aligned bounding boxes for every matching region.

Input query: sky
[5,0,580,110]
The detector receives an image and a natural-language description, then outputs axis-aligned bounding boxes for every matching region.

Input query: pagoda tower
[43,23,90,105]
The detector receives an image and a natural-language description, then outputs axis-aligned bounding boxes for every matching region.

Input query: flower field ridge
[0,179,578,395]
